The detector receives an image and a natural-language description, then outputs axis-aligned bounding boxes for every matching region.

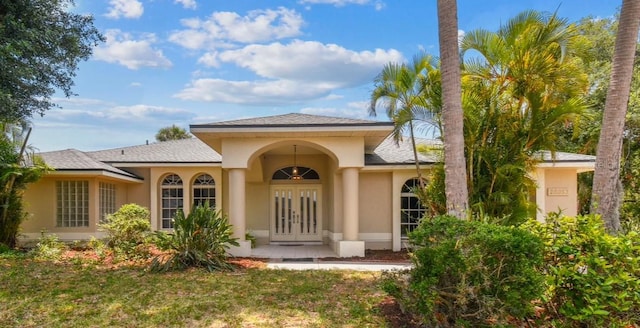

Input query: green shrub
[524,214,640,326]
[0,243,10,253]
[385,215,544,327]
[30,230,67,261]
[100,204,151,259]
[150,203,239,272]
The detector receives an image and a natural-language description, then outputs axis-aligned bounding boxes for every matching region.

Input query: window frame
[400,178,426,238]
[161,174,183,229]
[56,180,90,228]
[99,182,116,223]
[192,173,216,208]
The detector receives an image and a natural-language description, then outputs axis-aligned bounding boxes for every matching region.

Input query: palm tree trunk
[438,0,469,218]
[408,121,425,188]
[591,0,640,233]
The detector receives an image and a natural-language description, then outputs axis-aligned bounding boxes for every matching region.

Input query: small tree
[0,0,104,121]
[155,125,192,142]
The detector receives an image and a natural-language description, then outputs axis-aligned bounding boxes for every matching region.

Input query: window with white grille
[401,178,425,238]
[192,174,215,208]
[56,180,89,227]
[161,174,183,229]
[99,182,116,223]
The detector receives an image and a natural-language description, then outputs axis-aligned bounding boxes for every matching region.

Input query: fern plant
[150,203,239,272]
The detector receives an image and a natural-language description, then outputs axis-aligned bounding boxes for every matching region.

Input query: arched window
[401,178,425,238]
[161,174,183,229]
[272,166,320,180]
[192,173,215,208]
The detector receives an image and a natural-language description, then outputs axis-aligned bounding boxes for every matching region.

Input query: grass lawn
[0,254,400,327]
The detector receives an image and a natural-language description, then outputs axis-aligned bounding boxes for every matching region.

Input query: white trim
[48,170,142,183]
[191,125,393,134]
[359,233,392,242]
[104,162,222,167]
[251,230,270,238]
[536,162,595,169]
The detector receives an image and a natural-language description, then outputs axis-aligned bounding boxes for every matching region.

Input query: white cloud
[300,106,369,120]
[174,79,335,105]
[32,99,197,151]
[175,41,403,105]
[197,52,220,67]
[93,29,173,70]
[299,0,368,6]
[219,40,403,87]
[169,7,304,50]
[105,0,143,19]
[174,0,196,9]
[130,82,142,87]
[104,105,194,120]
[299,0,385,10]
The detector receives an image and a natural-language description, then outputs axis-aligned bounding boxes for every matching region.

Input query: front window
[56,180,89,227]
[401,178,425,238]
[99,182,116,223]
[161,174,183,229]
[192,174,215,208]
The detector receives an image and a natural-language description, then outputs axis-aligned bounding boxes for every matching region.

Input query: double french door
[270,185,322,242]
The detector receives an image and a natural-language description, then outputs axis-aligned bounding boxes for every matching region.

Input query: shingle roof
[536,151,596,162]
[89,138,222,163]
[40,137,594,171]
[194,113,390,127]
[365,136,442,165]
[39,149,140,179]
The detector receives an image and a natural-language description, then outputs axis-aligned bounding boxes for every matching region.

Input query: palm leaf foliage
[373,10,589,224]
[151,203,239,272]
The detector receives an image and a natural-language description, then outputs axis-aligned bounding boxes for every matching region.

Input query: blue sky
[31,0,621,152]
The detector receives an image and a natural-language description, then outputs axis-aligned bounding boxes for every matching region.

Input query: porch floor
[249,244,337,259]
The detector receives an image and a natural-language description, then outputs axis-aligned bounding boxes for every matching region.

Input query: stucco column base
[337,240,365,258]
[227,241,252,257]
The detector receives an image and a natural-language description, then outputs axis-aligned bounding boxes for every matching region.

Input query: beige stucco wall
[543,168,579,217]
[21,176,131,240]
[359,172,393,249]
[359,172,392,233]
[122,167,151,207]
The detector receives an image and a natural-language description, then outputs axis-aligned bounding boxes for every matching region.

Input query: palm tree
[437,0,469,219]
[155,124,192,142]
[592,0,640,233]
[0,120,46,247]
[370,53,441,187]
[458,10,588,222]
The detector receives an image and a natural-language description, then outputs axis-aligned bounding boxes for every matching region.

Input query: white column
[338,167,365,257]
[228,168,251,256]
[342,167,359,240]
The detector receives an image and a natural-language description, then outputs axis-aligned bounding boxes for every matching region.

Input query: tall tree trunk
[437,0,469,218]
[408,121,425,188]
[591,0,640,233]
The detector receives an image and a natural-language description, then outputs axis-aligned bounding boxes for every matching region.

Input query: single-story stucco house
[20,113,595,257]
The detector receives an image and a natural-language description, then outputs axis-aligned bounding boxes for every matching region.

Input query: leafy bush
[150,204,239,272]
[30,230,67,261]
[524,214,640,326]
[100,204,151,259]
[383,215,544,327]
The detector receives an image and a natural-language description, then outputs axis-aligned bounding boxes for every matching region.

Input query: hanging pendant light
[291,145,303,180]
